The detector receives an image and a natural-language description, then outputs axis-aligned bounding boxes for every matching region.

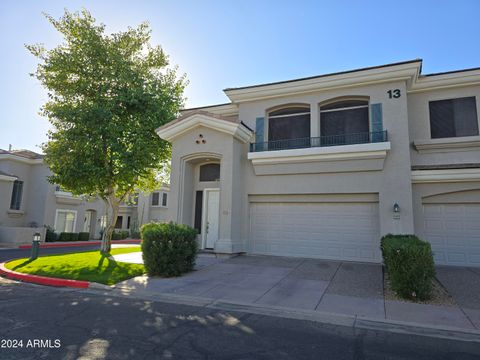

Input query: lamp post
[31,232,41,260]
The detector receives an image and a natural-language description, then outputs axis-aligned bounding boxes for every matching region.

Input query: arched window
[268,106,311,142]
[320,99,370,145]
[199,163,220,182]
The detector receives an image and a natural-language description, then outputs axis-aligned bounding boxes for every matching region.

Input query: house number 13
[387,89,401,99]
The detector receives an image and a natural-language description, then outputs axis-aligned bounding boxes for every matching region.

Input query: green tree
[27,9,186,253]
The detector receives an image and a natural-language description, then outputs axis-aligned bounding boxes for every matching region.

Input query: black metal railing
[249,130,388,152]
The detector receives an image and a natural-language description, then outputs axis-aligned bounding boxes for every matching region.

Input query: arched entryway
[180,153,222,250]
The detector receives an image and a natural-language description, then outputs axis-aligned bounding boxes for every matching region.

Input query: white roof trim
[156,113,253,143]
[0,154,43,165]
[409,70,480,93]
[411,168,480,183]
[225,62,421,103]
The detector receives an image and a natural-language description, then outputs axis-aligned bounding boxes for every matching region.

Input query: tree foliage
[27,9,186,252]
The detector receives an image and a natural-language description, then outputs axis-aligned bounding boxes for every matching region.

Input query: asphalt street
[0,278,479,360]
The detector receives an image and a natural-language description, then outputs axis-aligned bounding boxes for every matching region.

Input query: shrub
[381,234,436,301]
[141,222,198,277]
[78,232,90,241]
[45,226,58,242]
[58,232,79,242]
[111,230,129,240]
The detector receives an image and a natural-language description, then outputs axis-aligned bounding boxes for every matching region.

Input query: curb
[0,262,90,288]
[93,286,480,343]
[18,239,141,249]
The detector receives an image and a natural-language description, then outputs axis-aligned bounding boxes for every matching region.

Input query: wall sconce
[393,203,400,213]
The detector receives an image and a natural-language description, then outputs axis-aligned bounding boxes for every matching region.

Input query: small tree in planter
[141,222,198,277]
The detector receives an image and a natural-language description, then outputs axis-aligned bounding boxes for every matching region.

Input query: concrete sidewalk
[113,253,480,332]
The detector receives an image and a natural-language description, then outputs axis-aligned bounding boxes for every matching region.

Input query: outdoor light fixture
[30,232,41,260]
[393,203,400,213]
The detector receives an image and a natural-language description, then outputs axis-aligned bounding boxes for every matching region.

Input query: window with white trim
[55,210,76,233]
[152,191,168,207]
[10,180,23,210]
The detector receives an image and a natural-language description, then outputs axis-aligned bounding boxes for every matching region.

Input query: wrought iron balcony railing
[249,130,388,152]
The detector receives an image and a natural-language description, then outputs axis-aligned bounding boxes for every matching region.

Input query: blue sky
[1,0,479,151]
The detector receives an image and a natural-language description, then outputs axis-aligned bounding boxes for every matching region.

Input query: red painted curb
[19,239,141,249]
[0,262,90,288]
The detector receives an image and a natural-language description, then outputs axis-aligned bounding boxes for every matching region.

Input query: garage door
[423,204,480,266]
[249,202,381,262]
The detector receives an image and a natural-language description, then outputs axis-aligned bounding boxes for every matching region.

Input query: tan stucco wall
[407,85,480,167]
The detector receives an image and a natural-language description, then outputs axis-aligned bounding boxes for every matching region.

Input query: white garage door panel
[250,203,381,262]
[423,204,480,266]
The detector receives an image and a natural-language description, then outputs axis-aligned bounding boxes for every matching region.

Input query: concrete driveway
[116,254,386,318]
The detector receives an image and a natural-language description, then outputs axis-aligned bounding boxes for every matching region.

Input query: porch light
[393,203,400,213]
[33,232,41,242]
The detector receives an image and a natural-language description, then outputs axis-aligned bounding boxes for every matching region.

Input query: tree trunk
[100,194,119,254]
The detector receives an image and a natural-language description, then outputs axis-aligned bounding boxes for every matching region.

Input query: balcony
[247,130,390,175]
[249,130,388,152]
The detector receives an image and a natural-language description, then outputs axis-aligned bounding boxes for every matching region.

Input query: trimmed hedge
[58,232,79,242]
[141,222,198,277]
[381,234,435,301]
[78,232,90,241]
[45,227,58,242]
[112,230,129,240]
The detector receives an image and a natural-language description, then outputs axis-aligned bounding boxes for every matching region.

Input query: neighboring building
[157,59,480,267]
[0,149,169,244]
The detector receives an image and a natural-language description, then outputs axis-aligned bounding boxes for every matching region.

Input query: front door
[204,189,220,249]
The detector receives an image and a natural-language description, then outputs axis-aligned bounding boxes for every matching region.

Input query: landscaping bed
[4,246,144,285]
[383,271,456,306]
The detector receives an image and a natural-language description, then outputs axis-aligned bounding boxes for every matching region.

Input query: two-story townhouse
[0,149,170,244]
[157,59,480,267]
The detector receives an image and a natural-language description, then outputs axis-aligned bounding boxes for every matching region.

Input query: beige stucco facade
[0,150,169,244]
[158,60,480,266]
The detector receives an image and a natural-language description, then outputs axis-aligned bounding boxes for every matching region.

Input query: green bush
[58,232,79,242]
[141,222,198,277]
[112,230,129,240]
[78,232,90,241]
[45,226,58,242]
[381,234,436,301]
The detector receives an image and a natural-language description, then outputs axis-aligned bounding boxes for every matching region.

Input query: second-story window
[162,192,168,207]
[320,100,369,138]
[10,180,23,210]
[268,106,311,142]
[429,97,479,139]
[152,192,160,206]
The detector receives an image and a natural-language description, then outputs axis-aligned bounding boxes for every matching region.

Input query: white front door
[204,189,220,249]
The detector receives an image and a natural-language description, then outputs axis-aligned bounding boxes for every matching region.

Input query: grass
[5,246,145,285]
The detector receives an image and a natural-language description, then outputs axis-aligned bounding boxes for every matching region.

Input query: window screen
[268,107,310,141]
[321,107,369,136]
[429,97,478,139]
[10,180,23,210]
[151,192,159,206]
[199,164,220,182]
[162,192,167,207]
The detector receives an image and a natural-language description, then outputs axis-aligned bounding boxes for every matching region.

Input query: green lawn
[5,246,145,285]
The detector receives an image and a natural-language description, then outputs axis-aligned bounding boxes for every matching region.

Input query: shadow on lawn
[97,253,118,272]
[12,258,36,271]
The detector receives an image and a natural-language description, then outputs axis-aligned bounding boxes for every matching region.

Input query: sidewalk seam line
[314,261,341,311]
[251,258,305,304]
